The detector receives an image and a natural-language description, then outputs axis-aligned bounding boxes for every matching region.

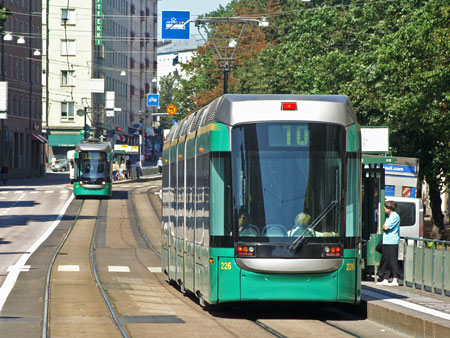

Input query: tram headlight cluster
[324,246,342,257]
[236,245,255,257]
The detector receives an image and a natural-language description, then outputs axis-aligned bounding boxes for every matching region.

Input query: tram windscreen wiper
[288,200,338,251]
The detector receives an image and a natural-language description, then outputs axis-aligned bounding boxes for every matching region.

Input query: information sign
[147,94,159,107]
[95,0,103,45]
[161,11,190,40]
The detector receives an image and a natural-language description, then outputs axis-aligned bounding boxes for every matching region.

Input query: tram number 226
[346,263,355,271]
[221,262,232,270]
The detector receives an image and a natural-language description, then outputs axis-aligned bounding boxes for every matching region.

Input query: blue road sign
[161,11,190,40]
[147,94,159,107]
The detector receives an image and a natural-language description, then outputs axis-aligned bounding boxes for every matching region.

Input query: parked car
[51,159,70,172]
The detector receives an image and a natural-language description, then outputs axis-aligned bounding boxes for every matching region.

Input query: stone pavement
[362,280,450,337]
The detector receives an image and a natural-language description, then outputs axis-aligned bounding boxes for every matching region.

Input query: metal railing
[402,236,450,296]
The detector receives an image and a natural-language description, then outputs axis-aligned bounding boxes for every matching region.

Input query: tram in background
[73,139,113,198]
[162,94,362,306]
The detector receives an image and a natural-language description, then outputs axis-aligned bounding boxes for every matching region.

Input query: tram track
[132,182,369,338]
[42,198,125,338]
[41,182,368,338]
[129,183,296,338]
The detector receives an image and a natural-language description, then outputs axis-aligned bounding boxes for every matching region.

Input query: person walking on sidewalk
[1,164,8,184]
[377,200,401,286]
[157,157,162,174]
[135,159,142,179]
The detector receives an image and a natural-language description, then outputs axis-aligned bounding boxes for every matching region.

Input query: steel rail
[90,199,130,338]
[130,185,161,259]
[42,200,84,338]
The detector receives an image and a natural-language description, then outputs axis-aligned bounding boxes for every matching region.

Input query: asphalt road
[0,171,73,302]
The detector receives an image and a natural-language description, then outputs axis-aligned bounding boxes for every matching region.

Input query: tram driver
[288,212,336,237]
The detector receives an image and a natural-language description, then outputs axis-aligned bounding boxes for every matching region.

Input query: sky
[158,0,231,40]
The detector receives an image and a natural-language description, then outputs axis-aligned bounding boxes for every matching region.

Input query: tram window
[210,152,232,238]
[232,123,345,242]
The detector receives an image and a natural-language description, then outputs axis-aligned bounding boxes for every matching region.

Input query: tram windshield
[232,123,345,243]
[78,151,108,183]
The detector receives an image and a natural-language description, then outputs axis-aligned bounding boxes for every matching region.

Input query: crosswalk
[53,265,163,274]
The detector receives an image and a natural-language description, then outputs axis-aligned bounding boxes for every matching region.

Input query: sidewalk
[112,167,161,185]
[362,280,450,337]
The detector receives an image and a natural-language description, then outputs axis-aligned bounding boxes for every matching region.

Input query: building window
[61,8,76,25]
[61,102,74,121]
[61,70,75,86]
[61,40,76,56]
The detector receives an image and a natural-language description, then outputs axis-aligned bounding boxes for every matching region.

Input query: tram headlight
[236,245,256,257]
[323,245,343,257]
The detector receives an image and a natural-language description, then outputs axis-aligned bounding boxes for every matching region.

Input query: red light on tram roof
[244,247,249,253]
[238,246,243,252]
[281,102,297,111]
[336,247,341,253]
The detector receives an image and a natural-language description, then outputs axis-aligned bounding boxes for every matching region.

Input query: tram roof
[205,94,356,128]
[168,94,358,142]
[75,139,113,152]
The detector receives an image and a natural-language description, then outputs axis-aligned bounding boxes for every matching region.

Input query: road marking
[0,194,75,311]
[58,265,80,272]
[362,289,450,321]
[30,191,39,194]
[148,267,162,273]
[60,190,69,193]
[0,191,7,194]
[108,266,130,272]
[45,191,53,194]
[7,266,31,272]
[14,191,24,194]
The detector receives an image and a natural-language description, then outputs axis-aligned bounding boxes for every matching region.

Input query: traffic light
[84,124,90,135]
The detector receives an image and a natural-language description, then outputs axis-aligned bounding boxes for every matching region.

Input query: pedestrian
[126,157,132,179]
[135,160,142,179]
[1,164,8,184]
[120,160,126,180]
[112,161,119,181]
[157,156,163,174]
[376,200,401,286]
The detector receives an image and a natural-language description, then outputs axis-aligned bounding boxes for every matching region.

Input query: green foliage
[169,0,450,224]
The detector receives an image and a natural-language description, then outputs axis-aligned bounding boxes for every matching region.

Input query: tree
[175,0,450,234]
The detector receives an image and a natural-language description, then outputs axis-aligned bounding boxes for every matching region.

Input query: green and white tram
[73,139,113,198]
[162,94,362,305]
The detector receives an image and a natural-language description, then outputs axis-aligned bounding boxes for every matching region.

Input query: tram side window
[186,157,195,242]
[195,153,204,245]
[210,152,232,238]
[177,157,184,239]
[170,161,177,237]
[195,152,210,246]
[346,155,361,237]
[203,153,210,246]
[162,159,169,230]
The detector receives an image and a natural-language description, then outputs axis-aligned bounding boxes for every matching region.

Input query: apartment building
[42,0,158,160]
[0,0,44,178]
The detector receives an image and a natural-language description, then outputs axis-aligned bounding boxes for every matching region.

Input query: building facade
[42,0,158,161]
[0,0,44,179]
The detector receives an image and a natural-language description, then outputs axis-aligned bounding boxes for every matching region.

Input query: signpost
[167,104,177,115]
[147,94,159,107]
[161,11,190,40]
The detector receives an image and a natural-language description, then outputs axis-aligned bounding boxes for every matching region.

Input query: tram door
[362,162,386,275]
[362,163,385,241]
